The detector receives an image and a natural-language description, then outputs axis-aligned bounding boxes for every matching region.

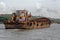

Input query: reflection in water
[0,24,60,40]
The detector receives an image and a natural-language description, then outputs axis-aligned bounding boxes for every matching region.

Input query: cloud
[0,2,6,8]
[0,2,6,14]
[34,0,60,19]
[36,2,42,9]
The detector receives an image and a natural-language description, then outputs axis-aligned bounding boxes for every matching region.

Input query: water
[0,23,60,40]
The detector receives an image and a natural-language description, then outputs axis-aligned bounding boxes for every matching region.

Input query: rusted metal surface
[4,10,51,29]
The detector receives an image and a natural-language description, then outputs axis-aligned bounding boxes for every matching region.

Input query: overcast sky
[0,0,60,18]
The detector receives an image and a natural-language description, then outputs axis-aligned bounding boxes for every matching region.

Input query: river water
[0,23,60,40]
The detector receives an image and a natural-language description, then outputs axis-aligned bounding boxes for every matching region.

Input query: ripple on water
[0,24,60,40]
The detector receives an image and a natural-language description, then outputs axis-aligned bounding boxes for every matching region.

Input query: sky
[0,0,60,18]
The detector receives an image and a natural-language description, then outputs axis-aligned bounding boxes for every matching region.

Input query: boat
[4,10,51,29]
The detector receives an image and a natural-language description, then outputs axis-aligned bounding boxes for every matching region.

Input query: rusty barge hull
[4,22,51,29]
[4,24,50,29]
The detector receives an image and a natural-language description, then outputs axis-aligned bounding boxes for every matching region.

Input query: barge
[4,10,51,29]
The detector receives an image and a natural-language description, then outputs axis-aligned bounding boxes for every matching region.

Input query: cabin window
[30,23,32,26]
[37,24,38,26]
[27,23,30,25]
[27,22,32,26]
[34,22,35,25]
[41,23,44,26]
